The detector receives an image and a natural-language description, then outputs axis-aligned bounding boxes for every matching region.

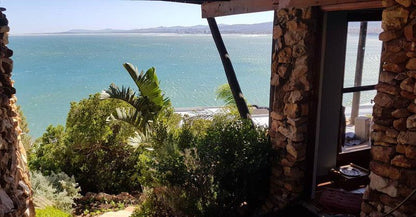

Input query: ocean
[9,32,381,138]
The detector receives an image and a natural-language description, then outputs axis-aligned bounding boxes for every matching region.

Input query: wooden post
[350,21,367,125]
[207,17,251,120]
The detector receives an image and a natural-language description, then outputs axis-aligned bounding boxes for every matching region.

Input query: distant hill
[59,21,381,35]
[60,22,274,34]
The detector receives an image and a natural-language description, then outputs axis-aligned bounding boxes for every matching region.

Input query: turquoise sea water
[10,32,382,138]
[10,34,272,137]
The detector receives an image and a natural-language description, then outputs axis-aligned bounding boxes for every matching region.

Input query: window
[340,21,382,153]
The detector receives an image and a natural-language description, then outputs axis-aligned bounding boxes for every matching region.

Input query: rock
[273,25,283,39]
[380,71,397,84]
[383,51,408,64]
[404,18,416,41]
[384,0,397,7]
[397,143,407,153]
[391,154,416,168]
[407,103,416,113]
[370,161,402,180]
[394,118,408,130]
[400,90,416,99]
[386,128,399,138]
[395,0,412,7]
[383,62,405,73]
[405,144,416,159]
[278,47,292,63]
[377,83,400,95]
[399,77,415,92]
[392,108,411,118]
[286,142,305,160]
[0,189,14,212]
[397,131,416,144]
[380,30,403,41]
[374,92,395,108]
[406,114,416,128]
[406,58,416,69]
[371,145,396,163]
[382,6,409,30]
[287,90,303,103]
[369,172,398,197]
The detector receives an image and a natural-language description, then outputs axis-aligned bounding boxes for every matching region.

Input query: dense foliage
[133,115,271,217]
[30,94,141,193]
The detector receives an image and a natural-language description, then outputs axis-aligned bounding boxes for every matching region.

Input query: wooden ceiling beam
[278,0,382,9]
[320,1,383,11]
[201,0,277,18]
[201,0,383,18]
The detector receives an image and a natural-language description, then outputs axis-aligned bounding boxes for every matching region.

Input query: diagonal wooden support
[207,17,251,120]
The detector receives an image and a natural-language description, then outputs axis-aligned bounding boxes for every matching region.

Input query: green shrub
[31,171,81,212]
[30,94,141,193]
[135,114,271,217]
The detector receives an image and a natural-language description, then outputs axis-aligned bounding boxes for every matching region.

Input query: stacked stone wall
[263,7,319,211]
[361,1,416,216]
[0,8,34,217]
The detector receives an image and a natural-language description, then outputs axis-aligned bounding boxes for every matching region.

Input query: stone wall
[361,1,416,216]
[0,8,34,217]
[263,7,319,212]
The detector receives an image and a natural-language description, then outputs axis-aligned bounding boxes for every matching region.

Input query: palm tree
[101,63,170,133]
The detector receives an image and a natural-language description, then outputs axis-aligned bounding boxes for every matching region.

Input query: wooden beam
[207,17,252,120]
[321,1,382,11]
[278,0,382,10]
[202,0,277,18]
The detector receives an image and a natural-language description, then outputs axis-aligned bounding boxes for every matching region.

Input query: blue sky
[1,0,273,34]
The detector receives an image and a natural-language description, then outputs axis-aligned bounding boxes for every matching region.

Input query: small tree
[101,63,171,133]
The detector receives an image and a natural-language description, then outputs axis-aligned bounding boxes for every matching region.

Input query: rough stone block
[395,0,412,7]
[380,71,397,84]
[383,50,408,64]
[404,18,416,41]
[382,6,409,30]
[405,144,416,159]
[278,47,292,63]
[371,145,396,163]
[377,83,400,95]
[406,114,416,128]
[397,131,416,144]
[394,118,408,130]
[391,154,416,168]
[383,62,405,73]
[273,25,283,39]
[369,172,398,197]
[392,108,411,118]
[396,143,407,153]
[400,90,416,99]
[399,77,415,92]
[380,30,403,41]
[374,92,396,108]
[383,0,396,7]
[406,58,416,69]
[286,142,306,160]
[408,103,416,113]
[370,161,401,180]
[386,128,399,138]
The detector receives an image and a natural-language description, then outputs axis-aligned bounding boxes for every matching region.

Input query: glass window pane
[343,21,383,88]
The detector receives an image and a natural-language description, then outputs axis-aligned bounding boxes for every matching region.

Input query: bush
[30,94,141,193]
[134,114,271,217]
[36,207,71,217]
[31,171,81,212]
